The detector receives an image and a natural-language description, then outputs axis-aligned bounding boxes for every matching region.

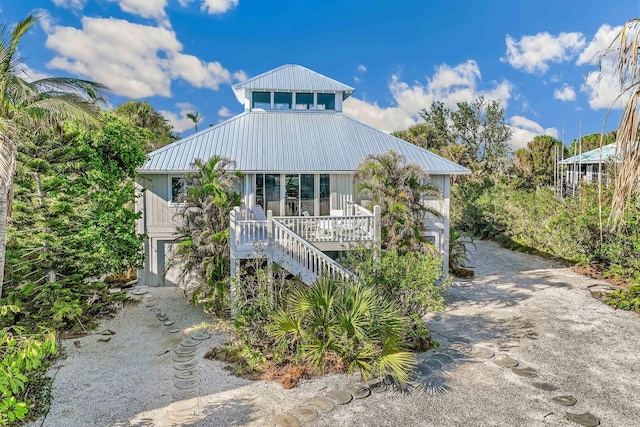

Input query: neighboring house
[559,143,618,186]
[136,65,469,286]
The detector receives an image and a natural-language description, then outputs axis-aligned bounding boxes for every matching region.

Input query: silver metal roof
[141,111,470,175]
[560,143,618,164]
[232,65,355,101]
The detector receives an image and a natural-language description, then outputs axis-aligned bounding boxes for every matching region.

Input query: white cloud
[576,24,621,65]
[218,106,233,118]
[358,64,367,73]
[233,70,248,82]
[43,17,243,98]
[353,76,361,83]
[503,31,585,74]
[344,60,513,133]
[52,0,86,10]
[553,84,576,101]
[508,115,558,150]
[196,0,239,14]
[577,24,627,110]
[160,102,197,133]
[107,0,168,23]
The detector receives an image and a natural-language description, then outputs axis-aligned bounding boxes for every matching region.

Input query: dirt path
[33,241,640,426]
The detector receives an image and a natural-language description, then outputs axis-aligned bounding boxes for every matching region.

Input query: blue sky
[3,0,640,150]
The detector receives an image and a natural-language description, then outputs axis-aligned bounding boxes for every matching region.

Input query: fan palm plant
[0,15,107,296]
[270,277,416,384]
[356,150,441,253]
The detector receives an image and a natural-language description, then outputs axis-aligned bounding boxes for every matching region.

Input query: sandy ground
[31,240,640,427]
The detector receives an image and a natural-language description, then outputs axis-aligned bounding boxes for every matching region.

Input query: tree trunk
[0,184,9,298]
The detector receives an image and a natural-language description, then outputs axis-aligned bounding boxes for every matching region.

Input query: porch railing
[271,217,355,282]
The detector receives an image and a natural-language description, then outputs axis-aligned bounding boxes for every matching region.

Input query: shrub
[269,277,416,384]
[605,285,640,312]
[344,248,448,351]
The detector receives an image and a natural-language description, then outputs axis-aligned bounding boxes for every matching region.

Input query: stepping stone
[191,331,211,341]
[165,411,195,424]
[175,345,197,355]
[175,360,198,371]
[174,378,201,389]
[291,406,318,423]
[416,363,433,377]
[532,382,558,391]
[164,320,174,326]
[131,288,148,295]
[566,412,600,426]
[157,315,168,321]
[552,395,577,406]
[172,389,199,400]
[424,358,443,370]
[175,370,198,380]
[448,335,471,343]
[270,415,301,427]
[345,383,371,399]
[325,389,352,405]
[172,353,195,363]
[168,398,199,411]
[471,347,494,359]
[150,307,161,312]
[306,397,334,413]
[169,328,180,334]
[448,343,472,355]
[494,356,518,368]
[512,367,538,378]
[143,302,156,307]
[432,353,455,365]
[180,338,201,347]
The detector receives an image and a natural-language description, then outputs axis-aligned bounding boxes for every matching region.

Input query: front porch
[229,203,381,284]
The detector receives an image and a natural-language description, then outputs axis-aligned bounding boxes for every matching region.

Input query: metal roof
[559,143,618,164]
[141,111,470,175]
[232,65,355,102]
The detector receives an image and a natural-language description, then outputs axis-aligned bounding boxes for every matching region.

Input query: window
[255,174,282,216]
[252,91,270,109]
[295,93,313,109]
[171,177,193,203]
[319,174,330,215]
[317,93,335,110]
[256,173,324,216]
[274,92,292,109]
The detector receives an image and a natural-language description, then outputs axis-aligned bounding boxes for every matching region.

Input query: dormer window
[274,92,292,109]
[317,93,335,110]
[295,93,313,110]
[252,91,270,109]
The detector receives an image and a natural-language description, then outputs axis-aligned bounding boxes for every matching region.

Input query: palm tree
[186,111,203,132]
[171,156,242,314]
[0,15,106,296]
[604,19,640,229]
[355,150,441,253]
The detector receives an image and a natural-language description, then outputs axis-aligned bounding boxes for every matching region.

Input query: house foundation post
[373,205,381,261]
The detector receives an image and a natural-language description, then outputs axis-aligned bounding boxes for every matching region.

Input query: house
[136,65,470,286]
[559,143,617,187]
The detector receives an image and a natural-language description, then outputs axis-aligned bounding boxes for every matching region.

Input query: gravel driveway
[33,240,640,426]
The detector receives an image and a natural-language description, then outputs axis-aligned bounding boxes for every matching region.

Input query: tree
[186,111,204,133]
[172,156,242,314]
[355,150,440,253]
[392,123,442,151]
[114,100,178,152]
[513,135,563,187]
[451,96,512,174]
[568,131,616,156]
[419,101,454,150]
[0,15,106,297]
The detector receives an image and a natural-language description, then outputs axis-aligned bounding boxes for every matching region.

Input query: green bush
[605,285,640,311]
[270,277,416,384]
[344,248,448,350]
[451,179,640,288]
[0,306,57,425]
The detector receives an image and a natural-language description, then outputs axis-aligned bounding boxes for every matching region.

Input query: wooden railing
[271,217,356,282]
[275,215,375,243]
[235,220,268,247]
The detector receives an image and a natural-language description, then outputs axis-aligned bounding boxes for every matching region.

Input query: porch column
[373,205,381,260]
